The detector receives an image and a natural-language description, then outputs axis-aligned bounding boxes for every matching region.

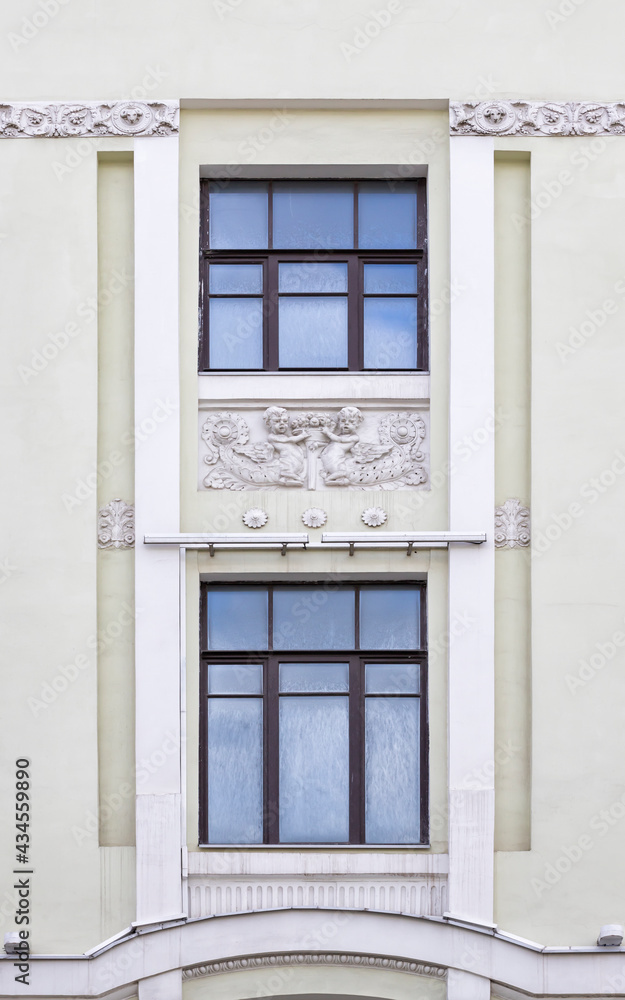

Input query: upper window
[199,583,428,846]
[199,180,428,372]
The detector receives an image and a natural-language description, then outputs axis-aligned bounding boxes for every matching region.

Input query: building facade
[2,3,625,1000]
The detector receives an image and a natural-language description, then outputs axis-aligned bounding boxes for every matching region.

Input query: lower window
[199,582,428,846]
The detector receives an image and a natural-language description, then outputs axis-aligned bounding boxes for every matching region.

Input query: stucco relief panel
[198,404,430,491]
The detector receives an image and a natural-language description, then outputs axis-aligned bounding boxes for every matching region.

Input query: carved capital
[450,100,625,137]
[0,101,178,137]
[494,498,530,548]
[98,499,135,549]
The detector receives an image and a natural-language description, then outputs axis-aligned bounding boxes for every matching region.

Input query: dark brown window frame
[199,582,429,847]
[198,178,428,373]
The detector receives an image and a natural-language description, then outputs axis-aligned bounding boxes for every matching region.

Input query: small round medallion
[242,507,268,529]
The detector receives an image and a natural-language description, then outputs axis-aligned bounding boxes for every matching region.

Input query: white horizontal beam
[144,533,309,545]
[321,532,486,544]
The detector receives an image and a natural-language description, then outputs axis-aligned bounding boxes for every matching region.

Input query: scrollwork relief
[0,101,178,138]
[494,498,530,548]
[200,406,428,491]
[450,100,625,137]
[97,499,135,549]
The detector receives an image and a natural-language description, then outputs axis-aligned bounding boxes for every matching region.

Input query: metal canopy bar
[321,532,486,544]
[145,533,309,545]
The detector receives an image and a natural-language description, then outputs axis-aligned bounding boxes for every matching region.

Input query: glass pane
[273,182,354,249]
[358,182,418,249]
[364,264,418,294]
[363,297,417,370]
[359,587,420,649]
[279,297,348,368]
[209,182,268,249]
[279,662,349,692]
[365,698,420,843]
[279,262,348,293]
[207,588,268,650]
[280,696,349,842]
[207,698,263,843]
[209,264,263,294]
[208,664,262,694]
[273,586,356,650]
[209,298,263,369]
[365,663,420,695]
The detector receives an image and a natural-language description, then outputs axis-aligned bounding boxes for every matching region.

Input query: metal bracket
[406,541,414,557]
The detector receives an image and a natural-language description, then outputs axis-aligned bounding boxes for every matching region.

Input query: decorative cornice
[494,498,530,549]
[0,101,178,137]
[450,100,625,136]
[182,953,448,981]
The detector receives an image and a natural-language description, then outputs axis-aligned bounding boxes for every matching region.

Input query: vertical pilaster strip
[448,136,495,923]
[134,134,181,922]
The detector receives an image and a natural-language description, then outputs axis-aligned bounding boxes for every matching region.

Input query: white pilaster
[134,135,181,922]
[448,137,495,922]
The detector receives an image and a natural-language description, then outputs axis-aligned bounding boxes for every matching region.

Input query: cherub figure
[263,406,309,485]
[319,406,364,484]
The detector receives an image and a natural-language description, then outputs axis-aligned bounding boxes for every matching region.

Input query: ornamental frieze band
[0,101,179,137]
[200,406,429,491]
[450,100,625,136]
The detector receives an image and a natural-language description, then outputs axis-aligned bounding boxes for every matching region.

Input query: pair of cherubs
[263,405,364,486]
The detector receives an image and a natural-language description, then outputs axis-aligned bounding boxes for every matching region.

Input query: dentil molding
[450,100,625,136]
[494,498,530,549]
[200,406,429,491]
[182,953,447,982]
[0,101,178,137]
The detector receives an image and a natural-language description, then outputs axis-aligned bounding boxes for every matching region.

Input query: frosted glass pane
[363,298,417,370]
[207,588,268,650]
[358,182,417,249]
[209,264,263,294]
[279,662,349,692]
[365,698,420,843]
[279,297,348,368]
[207,698,263,843]
[365,663,419,694]
[273,182,354,249]
[279,262,348,293]
[280,696,349,842]
[209,298,263,369]
[359,587,420,649]
[208,664,262,694]
[209,182,268,249]
[273,587,355,649]
[364,264,418,293]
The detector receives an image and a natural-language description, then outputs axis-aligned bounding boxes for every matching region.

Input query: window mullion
[349,655,363,843]
[266,655,279,843]
[266,256,278,370]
